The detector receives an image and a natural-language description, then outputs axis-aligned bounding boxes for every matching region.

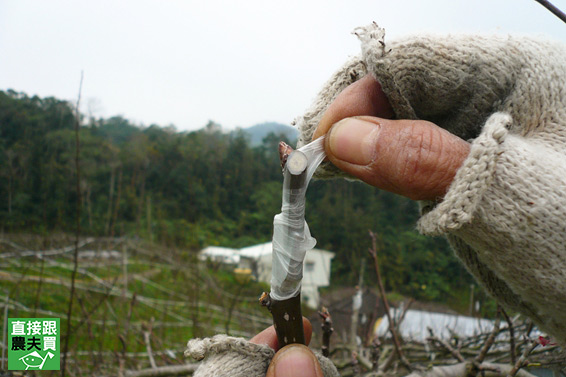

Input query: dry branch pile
[315,231,566,377]
[324,310,564,377]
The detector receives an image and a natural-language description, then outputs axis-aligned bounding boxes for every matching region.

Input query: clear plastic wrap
[270,136,326,301]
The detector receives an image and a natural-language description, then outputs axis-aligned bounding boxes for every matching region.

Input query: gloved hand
[186,318,339,377]
[312,74,470,201]
[296,23,566,342]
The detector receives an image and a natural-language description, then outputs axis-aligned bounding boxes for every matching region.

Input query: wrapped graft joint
[261,136,326,348]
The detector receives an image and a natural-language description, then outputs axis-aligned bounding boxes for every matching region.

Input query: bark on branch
[427,328,465,363]
[318,306,334,357]
[506,341,539,377]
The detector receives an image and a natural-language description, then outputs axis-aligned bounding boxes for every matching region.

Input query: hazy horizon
[3,0,566,131]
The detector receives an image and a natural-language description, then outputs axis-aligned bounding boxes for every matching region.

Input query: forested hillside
[0,89,475,305]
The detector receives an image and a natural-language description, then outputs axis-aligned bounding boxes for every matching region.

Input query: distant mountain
[238,122,298,147]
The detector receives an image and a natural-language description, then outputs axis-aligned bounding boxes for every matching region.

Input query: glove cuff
[185,335,340,377]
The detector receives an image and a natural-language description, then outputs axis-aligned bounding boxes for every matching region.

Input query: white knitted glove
[185,335,340,376]
[296,23,566,342]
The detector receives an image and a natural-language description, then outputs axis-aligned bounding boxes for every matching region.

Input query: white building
[374,308,540,343]
[199,242,334,309]
[199,246,240,265]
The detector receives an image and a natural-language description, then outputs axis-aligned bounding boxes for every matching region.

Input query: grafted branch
[260,141,308,348]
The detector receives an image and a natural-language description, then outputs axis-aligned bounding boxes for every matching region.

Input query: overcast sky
[2,0,566,131]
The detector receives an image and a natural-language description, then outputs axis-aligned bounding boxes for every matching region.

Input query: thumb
[325,116,470,201]
[266,344,323,377]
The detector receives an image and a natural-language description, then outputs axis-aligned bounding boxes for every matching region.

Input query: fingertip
[266,345,323,377]
[326,117,381,166]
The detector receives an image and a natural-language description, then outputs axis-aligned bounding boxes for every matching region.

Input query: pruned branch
[143,319,157,369]
[507,340,539,377]
[318,306,334,357]
[368,230,411,370]
[461,311,501,377]
[501,309,516,364]
[474,310,501,364]
[427,328,465,363]
[62,70,84,377]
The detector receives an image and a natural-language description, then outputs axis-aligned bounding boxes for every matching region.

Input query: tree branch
[318,306,334,357]
[143,319,157,369]
[427,328,465,363]
[368,230,411,370]
[62,70,84,377]
[501,309,516,364]
[474,311,500,365]
[506,341,539,377]
[534,0,566,23]
[260,142,308,348]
